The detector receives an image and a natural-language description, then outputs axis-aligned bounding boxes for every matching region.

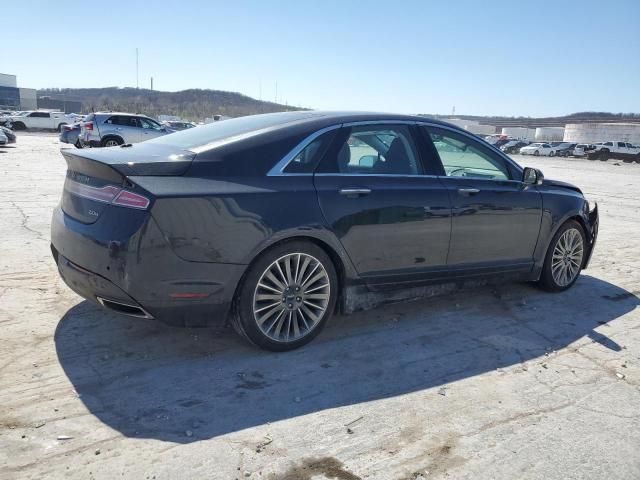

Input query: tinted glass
[320,125,421,175]
[139,117,162,130]
[428,128,510,180]
[148,111,320,150]
[283,130,336,174]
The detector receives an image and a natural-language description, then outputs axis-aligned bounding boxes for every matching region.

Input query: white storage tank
[535,127,565,142]
[501,127,536,141]
[464,124,496,135]
[564,123,640,144]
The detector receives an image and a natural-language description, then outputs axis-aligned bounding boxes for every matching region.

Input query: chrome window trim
[314,173,439,179]
[269,119,525,179]
[415,121,524,178]
[267,124,341,176]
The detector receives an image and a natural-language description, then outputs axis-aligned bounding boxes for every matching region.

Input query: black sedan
[51,111,599,351]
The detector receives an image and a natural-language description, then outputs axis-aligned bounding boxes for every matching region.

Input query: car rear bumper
[51,205,247,326]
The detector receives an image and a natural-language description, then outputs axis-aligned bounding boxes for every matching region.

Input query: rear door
[422,125,542,271]
[103,115,141,143]
[314,123,452,283]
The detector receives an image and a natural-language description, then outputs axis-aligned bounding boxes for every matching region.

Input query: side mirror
[523,167,544,185]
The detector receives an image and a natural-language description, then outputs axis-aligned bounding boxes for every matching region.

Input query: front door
[314,124,452,283]
[424,126,542,270]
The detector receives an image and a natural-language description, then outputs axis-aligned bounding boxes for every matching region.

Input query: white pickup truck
[5,111,73,131]
[590,141,640,162]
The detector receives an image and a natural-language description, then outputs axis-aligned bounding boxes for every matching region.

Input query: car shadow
[54,275,638,443]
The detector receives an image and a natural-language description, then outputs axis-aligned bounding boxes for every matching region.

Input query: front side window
[427,128,511,180]
[138,117,162,130]
[320,125,421,175]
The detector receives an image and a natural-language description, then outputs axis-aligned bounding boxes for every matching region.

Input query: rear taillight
[65,181,150,210]
[85,122,94,131]
[113,190,150,209]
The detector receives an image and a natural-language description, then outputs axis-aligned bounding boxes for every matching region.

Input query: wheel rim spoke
[551,228,584,287]
[253,252,330,343]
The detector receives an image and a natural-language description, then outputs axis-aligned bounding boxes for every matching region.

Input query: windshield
[148,111,320,151]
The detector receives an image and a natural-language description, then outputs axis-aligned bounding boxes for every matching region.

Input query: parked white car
[0,130,7,145]
[5,110,74,131]
[520,143,556,156]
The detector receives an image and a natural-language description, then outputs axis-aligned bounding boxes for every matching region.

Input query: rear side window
[318,124,422,175]
[618,142,626,148]
[283,130,337,174]
[106,116,138,127]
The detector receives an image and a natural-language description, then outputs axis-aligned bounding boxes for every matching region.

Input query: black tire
[11,121,25,131]
[74,139,83,149]
[599,150,609,161]
[549,150,555,157]
[57,123,68,132]
[533,150,539,156]
[232,240,338,351]
[101,136,123,147]
[538,220,586,292]
[636,154,640,164]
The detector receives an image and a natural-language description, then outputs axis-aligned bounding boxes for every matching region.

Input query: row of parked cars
[488,136,640,162]
[0,109,197,149]
[60,113,196,148]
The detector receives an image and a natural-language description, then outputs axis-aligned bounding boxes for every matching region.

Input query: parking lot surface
[1,133,639,480]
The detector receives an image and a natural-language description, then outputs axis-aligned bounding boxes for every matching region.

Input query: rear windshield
[148,112,319,151]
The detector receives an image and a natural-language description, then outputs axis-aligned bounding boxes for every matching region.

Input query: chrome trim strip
[267,124,342,176]
[96,296,154,319]
[314,173,440,178]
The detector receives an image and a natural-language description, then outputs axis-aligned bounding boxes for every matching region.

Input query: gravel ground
[1,133,639,480]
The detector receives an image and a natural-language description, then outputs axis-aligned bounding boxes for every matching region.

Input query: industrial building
[564,123,640,144]
[0,73,37,110]
[442,118,496,135]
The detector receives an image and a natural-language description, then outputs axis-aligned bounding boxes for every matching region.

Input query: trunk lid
[60,143,194,224]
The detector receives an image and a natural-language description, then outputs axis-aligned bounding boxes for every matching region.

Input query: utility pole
[275,81,278,104]
[136,48,139,89]
[150,77,153,91]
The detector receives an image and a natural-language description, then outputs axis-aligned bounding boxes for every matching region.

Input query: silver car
[80,112,170,147]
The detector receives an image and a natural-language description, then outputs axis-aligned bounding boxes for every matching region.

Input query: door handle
[458,188,480,195]
[339,188,371,197]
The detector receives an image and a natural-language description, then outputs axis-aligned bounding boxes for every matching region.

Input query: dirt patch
[272,457,361,480]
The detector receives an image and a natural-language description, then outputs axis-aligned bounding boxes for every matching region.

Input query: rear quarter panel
[134,175,357,277]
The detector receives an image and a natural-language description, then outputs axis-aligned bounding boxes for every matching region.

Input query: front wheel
[549,150,555,157]
[232,241,338,351]
[538,220,586,292]
[533,150,540,156]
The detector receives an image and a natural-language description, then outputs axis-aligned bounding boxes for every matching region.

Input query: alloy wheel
[551,228,584,287]
[105,139,119,147]
[253,253,331,343]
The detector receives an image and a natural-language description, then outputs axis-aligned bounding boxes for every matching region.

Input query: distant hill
[37,87,303,121]
[420,111,640,128]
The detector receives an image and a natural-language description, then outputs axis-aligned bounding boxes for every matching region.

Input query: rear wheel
[74,139,83,149]
[11,121,25,131]
[599,150,609,161]
[539,220,586,292]
[232,241,338,351]
[57,123,68,132]
[549,150,555,157]
[101,137,123,147]
[533,150,539,156]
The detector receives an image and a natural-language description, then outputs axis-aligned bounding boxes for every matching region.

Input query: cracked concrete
[0,134,639,479]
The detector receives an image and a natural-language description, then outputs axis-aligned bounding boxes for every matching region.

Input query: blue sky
[7,0,640,116]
